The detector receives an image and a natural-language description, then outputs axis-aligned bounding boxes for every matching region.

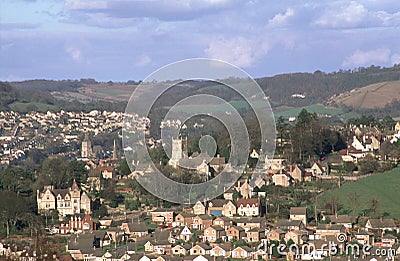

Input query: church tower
[168,137,183,167]
[81,134,92,158]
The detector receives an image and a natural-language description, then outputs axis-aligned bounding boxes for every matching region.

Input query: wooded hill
[3,65,400,116]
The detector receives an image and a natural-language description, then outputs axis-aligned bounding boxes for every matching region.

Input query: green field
[10,101,59,113]
[274,104,343,118]
[318,168,400,219]
[274,104,360,123]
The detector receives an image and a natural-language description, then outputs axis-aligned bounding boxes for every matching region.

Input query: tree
[0,191,37,238]
[381,115,395,132]
[0,167,34,195]
[368,198,380,218]
[117,159,132,176]
[348,192,360,218]
[358,155,379,174]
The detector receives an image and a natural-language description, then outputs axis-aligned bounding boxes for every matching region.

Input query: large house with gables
[37,180,91,217]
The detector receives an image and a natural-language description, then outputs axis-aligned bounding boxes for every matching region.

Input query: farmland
[318,168,400,219]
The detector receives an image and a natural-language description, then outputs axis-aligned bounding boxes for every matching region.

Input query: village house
[212,216,232,229]
[245,228,265,243]
[211,245,231,257]
[277,220,305,231]
[231,246,255,259]
[191,215,213,230]
[365,218,399,234]
[267,228,286,241]
[381,234,398,248]
[236,197,261,217]
[223,188,235,200]
[209,155,226,172]
[97,166,115,179]
[193,201,206,215]
[289,165,305,182]
[171,244,191,256]
[151,209,174,225]
[207,199,236,217]
[355,230,375,245]
[266,157,286,170]
[315,224,346,239]
[289,207,307,225]
[238,179,253,198]
[236,217,266,231]
[226,226,246,241]
[311,162,327,176]
[120,222,148,238]
[189,243,212,256]
[60,213,95,234]
[203,225,226,243]
[272,172,291,187]
[174,213,195,227]
[144,230,171,255]
[326,214,353,229]
[284,230,308,245]
[37,180,91,217]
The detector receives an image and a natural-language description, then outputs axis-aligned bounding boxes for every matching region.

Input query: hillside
[318,168,400,219]
[5,65,400,116]
[329,80,400,109]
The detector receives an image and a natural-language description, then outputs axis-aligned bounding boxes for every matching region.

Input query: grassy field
[318,168,400,219]
[333,80,400,109]
[274,104,344,118]
[10,101,59,113]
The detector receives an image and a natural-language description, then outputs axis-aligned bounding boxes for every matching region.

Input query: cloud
[63,0,243,22]
[314,1,367,28]
[268,8,295,27]
[391,53,400,65]
[342,48,391,67]
[135,55,151,67]
[313,1,400,29]
[65,0,107,10]
[204,36,270,67]
[0,22,40,30]
[66,47,82,62]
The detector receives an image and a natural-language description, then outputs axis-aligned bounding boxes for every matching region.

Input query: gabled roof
[367,218,397,229]
[208,199,229,208]
[151,208,173,213]
[209,225,225,231]
[209,156,225,166]
[53,189,70,199]
[290,207,307,215]
[316,224,344,231]
[277,219,304,228]
[126,222,148,233]
[228,226,244,232]
[327,215,352,224]
[237,197,260,207]
[192,243,212,250]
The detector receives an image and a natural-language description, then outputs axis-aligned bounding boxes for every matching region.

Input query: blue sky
[1,0,400,81]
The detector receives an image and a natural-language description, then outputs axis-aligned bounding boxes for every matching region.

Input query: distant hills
[2,65,400,117]
[328,80,400,109]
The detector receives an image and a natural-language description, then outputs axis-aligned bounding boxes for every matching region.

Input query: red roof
[237,197,260,207]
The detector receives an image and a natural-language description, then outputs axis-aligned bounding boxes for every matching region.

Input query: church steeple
[112,139,117,160]
[71,179,79,190]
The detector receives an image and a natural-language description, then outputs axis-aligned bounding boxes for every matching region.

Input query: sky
[1,0,400,81]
